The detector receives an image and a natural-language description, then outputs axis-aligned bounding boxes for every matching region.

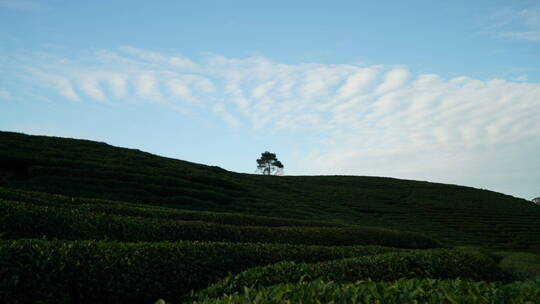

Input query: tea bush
[495,251,540,280]
[197,248,505,299]
[0,239,401,304]
[192,278,540,304]
[0,200,440,248]
[0,187,344,227]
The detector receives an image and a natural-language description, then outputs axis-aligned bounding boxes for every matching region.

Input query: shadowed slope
[1,130,539,250]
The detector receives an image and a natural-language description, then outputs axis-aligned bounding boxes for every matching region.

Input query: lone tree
[533,197,540,205]
[256,151,284,175]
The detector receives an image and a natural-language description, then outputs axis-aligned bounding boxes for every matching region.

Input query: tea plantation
[1,131,539,303]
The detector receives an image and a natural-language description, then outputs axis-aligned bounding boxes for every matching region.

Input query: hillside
[1,130,539,250]
[2,130,540,303]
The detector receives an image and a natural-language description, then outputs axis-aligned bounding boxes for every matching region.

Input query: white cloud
[485,8,540,42]
[77,75,106,101]
[135,73,162,101]
[15,48,539,146]
[251,82,274,99]
[30,70,80,102]
[10,48,540,198]
[16,49,539,146]
[212,103,240,127]
[166,74,216,103]
[184,74,216,94]
[167,79,191,99]
[119,46,197,69]
[374,68,410,94]
[54,78,80,101]
[169,56,197,69]
[300,67,335,98]
[107,74,128,99]
[337,67,379,99]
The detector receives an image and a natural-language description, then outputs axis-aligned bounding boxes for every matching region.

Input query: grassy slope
[1,130,540,250]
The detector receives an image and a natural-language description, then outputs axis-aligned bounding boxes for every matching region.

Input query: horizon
[1,0,539,200]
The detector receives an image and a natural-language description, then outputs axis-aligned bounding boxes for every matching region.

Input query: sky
[1,0,539,200]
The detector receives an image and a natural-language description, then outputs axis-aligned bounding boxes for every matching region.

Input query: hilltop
[1,130,539,250]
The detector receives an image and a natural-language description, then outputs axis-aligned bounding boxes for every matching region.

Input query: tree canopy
[256,151,284,175]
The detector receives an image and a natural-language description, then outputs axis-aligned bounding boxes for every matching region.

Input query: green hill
[1,130,538,250]
[2,130,540,303]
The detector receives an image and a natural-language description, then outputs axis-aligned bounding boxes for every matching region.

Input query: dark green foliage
[0,187,344,228]
[0,132,250,209]
[197,248,505,299]
[0,239,401,304]
[0,199,440,248]
[455,246,504,263]
[256,151,283,175]
[1,131,539,250]
[495,251,540,280]
[193,278,540,304]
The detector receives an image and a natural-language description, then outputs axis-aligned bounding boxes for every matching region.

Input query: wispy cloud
[212,103,240,127]
[11,47,540,139]
[28,68,80,102]
[135,72,162,102]
[107,73,128,99]
[76,74,106,102]
[119,46,197,69]
[337,67,380,99]
[484,8,540,42]
[5,47,540,195]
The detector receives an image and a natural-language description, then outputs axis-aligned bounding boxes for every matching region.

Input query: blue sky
[1,0,539,199]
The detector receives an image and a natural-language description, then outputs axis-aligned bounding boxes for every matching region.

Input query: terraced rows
[1,130,540,251]
[2,131,540,303]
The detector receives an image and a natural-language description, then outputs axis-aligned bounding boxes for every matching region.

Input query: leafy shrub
[183,175,246,192]
[0,239,401,304]
[197,248,505,299]
[495,251,540,280]
[192,278,540,304]
[74,202,345,227]
[455,246,504,263]
[0,187,345,227]
[0,200,440,248]
[0,187,77,207]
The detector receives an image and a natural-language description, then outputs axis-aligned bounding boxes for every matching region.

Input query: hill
[2,130,540,303]
[1,130,539,250]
